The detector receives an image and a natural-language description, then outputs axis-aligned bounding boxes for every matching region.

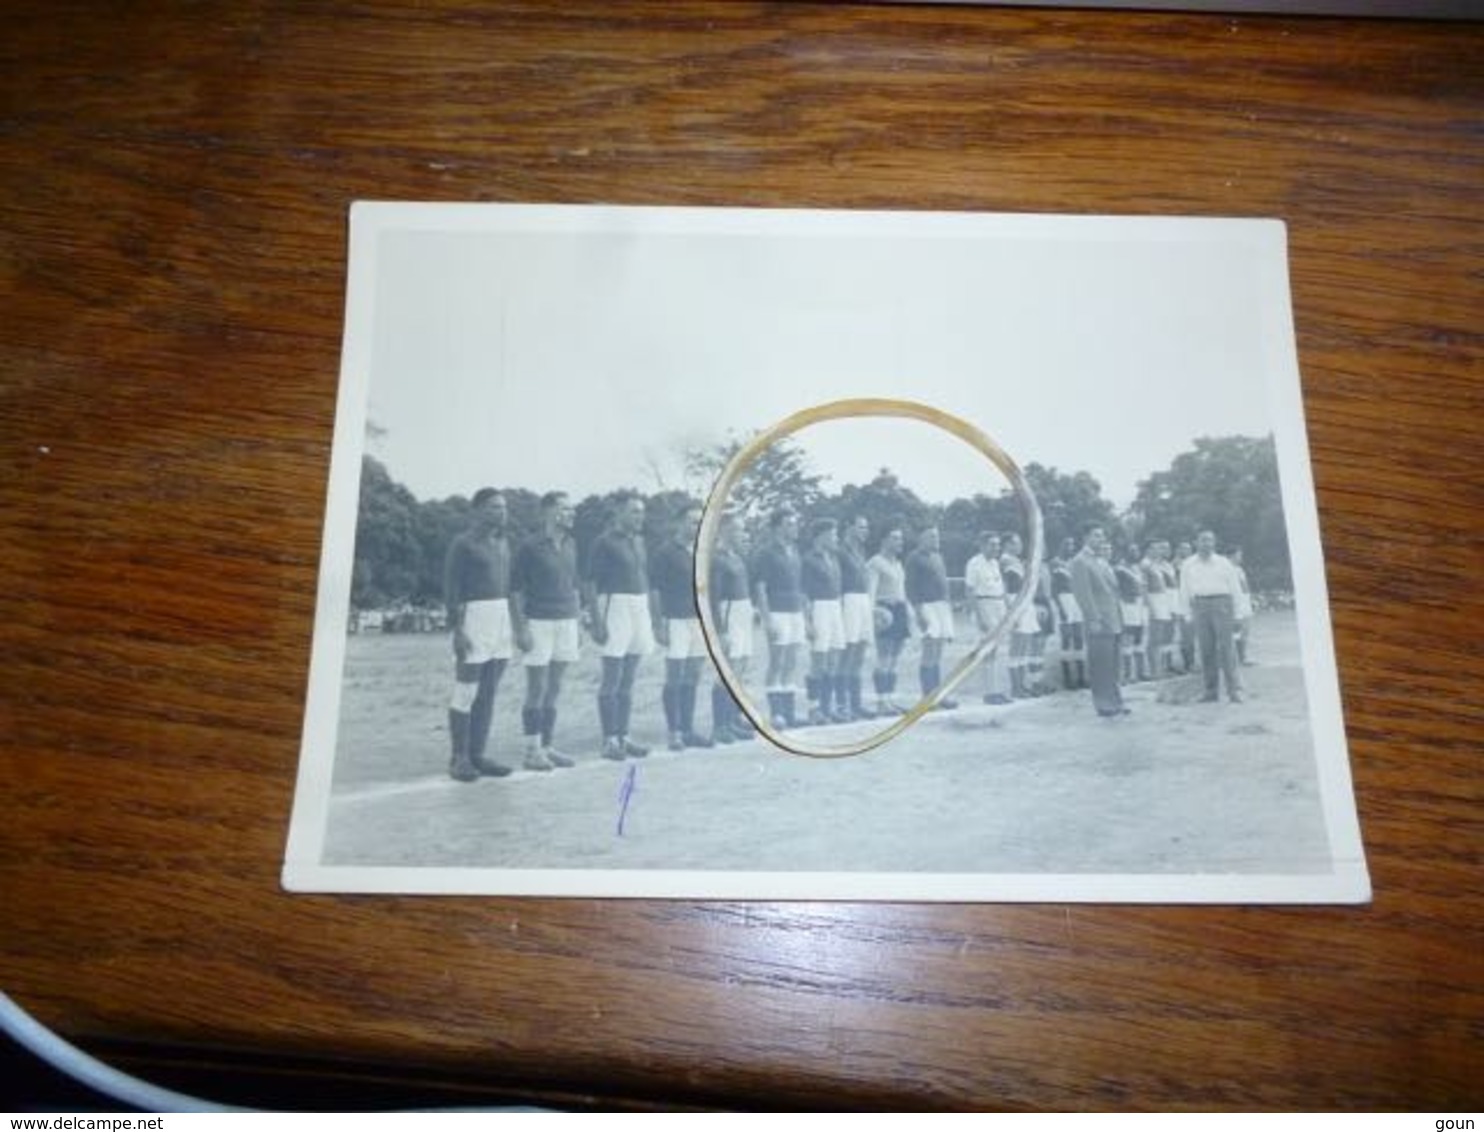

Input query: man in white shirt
[965,531,1011,705]
[1178,530,1244,703]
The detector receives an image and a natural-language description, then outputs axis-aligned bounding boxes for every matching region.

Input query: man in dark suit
[1068,526,1127,718]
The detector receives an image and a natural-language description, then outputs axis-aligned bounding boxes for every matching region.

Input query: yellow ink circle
[694,399,1043,759]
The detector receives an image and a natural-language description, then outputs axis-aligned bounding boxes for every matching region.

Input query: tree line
[351,433,1292,612]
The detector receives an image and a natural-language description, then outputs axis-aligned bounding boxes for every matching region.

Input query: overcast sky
[358,208,1288,509]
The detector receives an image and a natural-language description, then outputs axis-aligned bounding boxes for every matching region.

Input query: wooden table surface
[4,1,1482,1111]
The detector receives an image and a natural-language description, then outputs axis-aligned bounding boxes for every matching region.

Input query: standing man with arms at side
[443,487,515,781]
[836,514,877,721]
[586,491,655,760]
[510,490,580,772]
[905,524,958,709]
[708,510,755,744]
[651,501,714,751]
[753,507,805,729]
[965,531,1011,705]
[867,526,910,716]
[801,517,847,725]
[1180,529,1245,703]
[1069,525,1128,719]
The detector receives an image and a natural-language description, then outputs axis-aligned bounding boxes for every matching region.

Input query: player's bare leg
[522,665,555,771]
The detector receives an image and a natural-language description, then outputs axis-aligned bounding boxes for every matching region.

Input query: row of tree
[351,434,1293,612]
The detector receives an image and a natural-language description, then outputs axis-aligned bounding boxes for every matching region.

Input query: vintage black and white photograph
[283,204,1368,901]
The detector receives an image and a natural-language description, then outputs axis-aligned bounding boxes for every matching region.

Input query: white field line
[330,694,1047,806]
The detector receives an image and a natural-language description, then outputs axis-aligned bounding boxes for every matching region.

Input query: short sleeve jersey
[589,531,648,596]
[837,544,869,595]
[753,539,803,614]
[801,548,843,601]
[511,535,578,619]
[651,538,697,619]
[445,531,511,605]
[904,548,949,604]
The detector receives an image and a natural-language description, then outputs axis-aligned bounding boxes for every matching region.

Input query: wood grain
[2,1,1481,1111]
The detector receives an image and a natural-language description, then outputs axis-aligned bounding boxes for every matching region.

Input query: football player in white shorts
[443,488,515,781]
[586,492,654,760]
[652,502,714,751]
[511,491,581,772]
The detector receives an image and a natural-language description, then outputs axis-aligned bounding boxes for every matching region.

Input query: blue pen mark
[616,765,638,837]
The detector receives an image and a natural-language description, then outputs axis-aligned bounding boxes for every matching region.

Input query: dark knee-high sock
[449,710,469,758]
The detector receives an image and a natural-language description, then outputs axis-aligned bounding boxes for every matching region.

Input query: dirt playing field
[320,610,1331,875]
